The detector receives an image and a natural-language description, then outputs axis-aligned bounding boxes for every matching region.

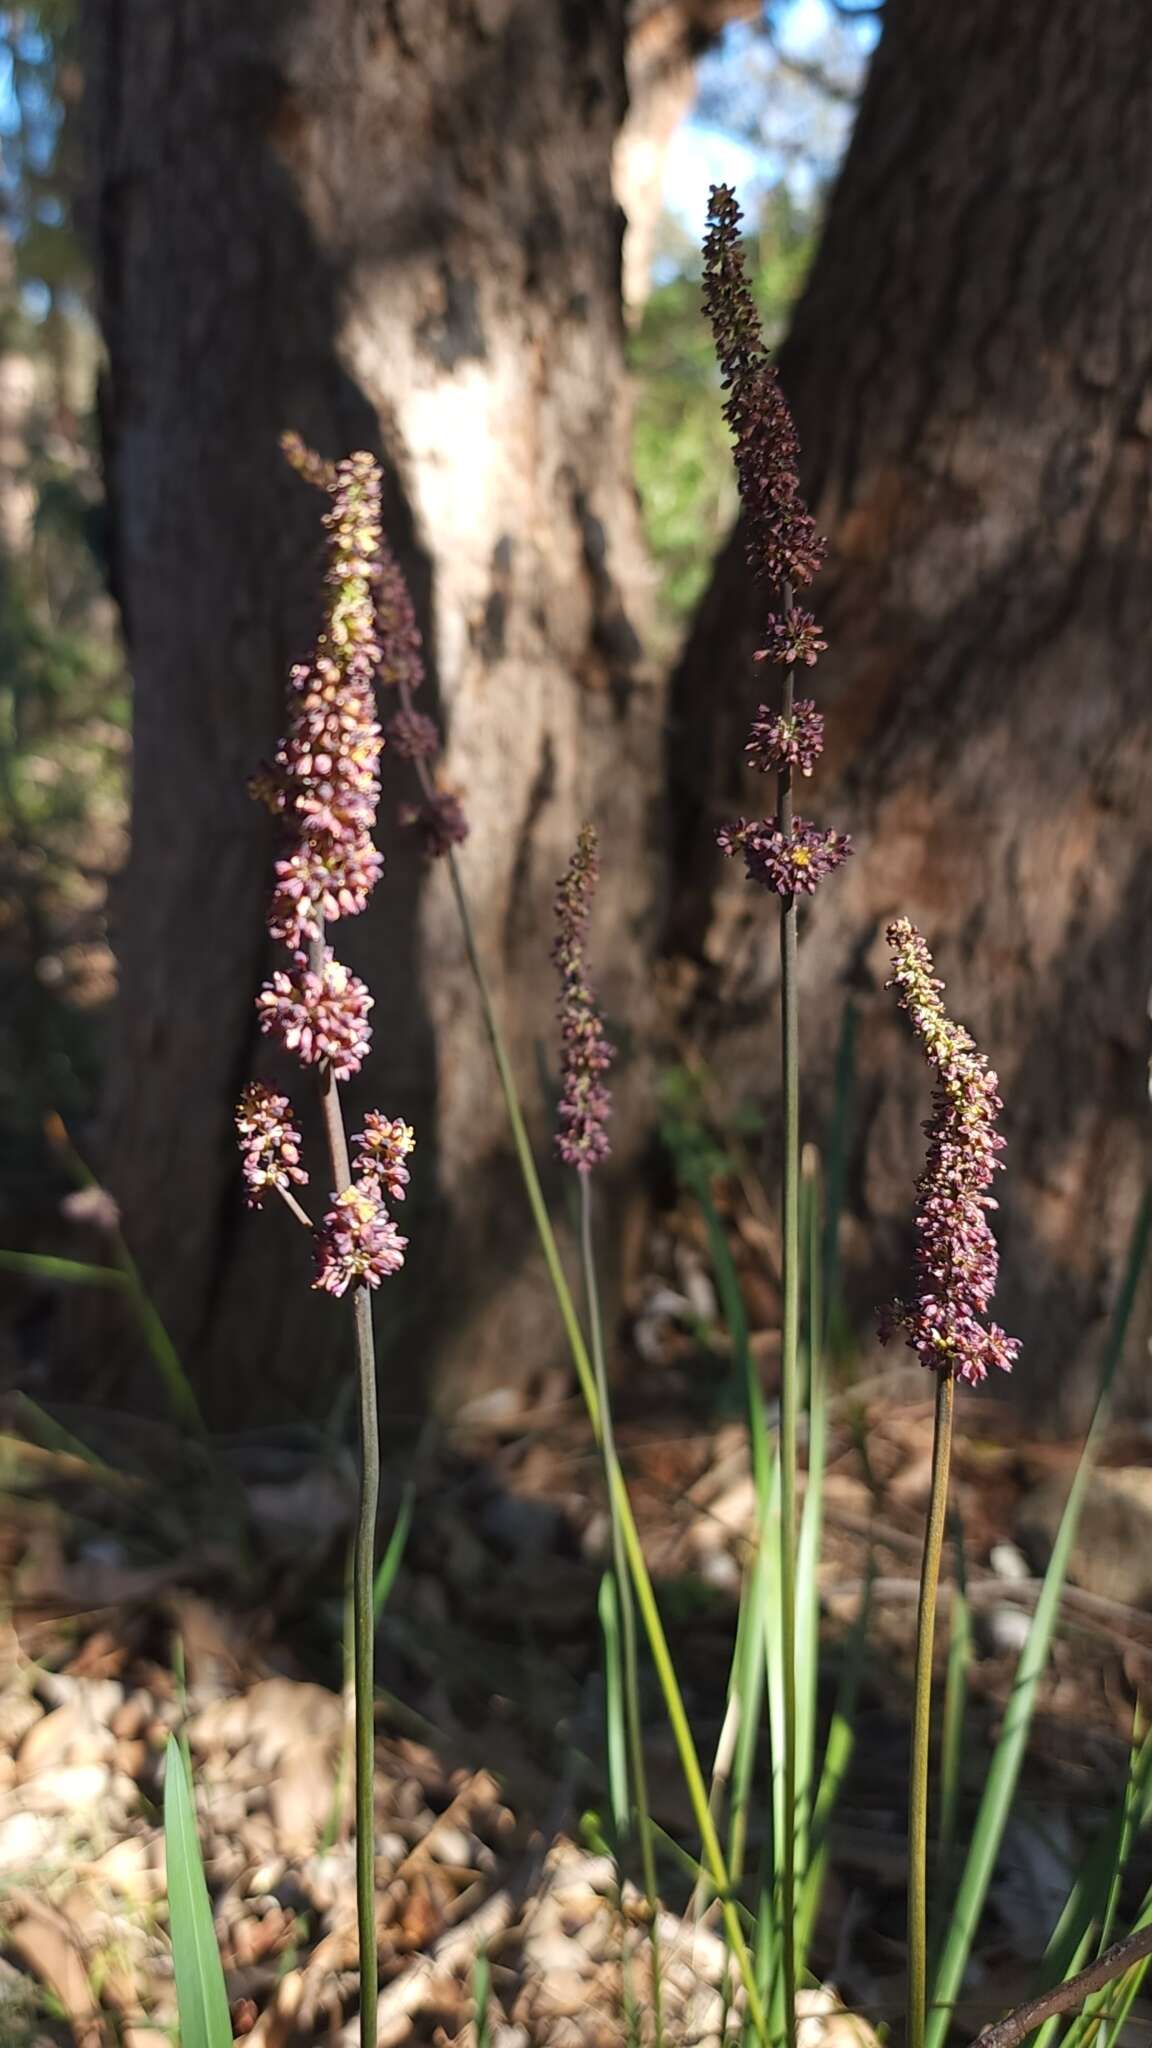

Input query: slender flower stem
[312,934,379,2048]
[777,578,800,2048]
[909,1369,956,2048]
[273,1183,315,1230]
[442,848,768,2044]
[580,1176,664,2048]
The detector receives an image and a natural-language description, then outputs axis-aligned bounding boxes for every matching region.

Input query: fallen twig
[971,1923,1152,2048]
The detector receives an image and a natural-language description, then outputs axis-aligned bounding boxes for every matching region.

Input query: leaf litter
[1,1376,1151,2047]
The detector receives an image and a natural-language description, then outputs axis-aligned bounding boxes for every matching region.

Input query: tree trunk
[615,0,756,316]
[669,0,1152,1421]
[83,0,664,1427]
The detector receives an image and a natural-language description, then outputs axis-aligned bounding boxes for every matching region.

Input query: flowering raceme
[552,826,615,1174]
[704,184,850,904]
[373,523,470,858]
[703,184,825,594]
[881,919,1019,1387]
[252,451,387,948]
[235,440,415,1296]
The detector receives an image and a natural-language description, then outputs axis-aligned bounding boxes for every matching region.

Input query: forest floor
[3,1368,1152,2048]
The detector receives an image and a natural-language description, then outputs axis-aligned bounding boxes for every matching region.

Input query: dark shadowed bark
[83,0,667,1427]
[668,0,1152,1420]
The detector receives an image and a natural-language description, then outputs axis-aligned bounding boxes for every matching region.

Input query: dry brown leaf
[243,1967,306,2048]
[17,1701,114,1779]
[6,1892,104,2048]
[269,1740,337,1858]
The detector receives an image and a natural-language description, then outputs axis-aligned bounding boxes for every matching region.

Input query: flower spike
[882,919,1019,1387]
[552,825,615,1174]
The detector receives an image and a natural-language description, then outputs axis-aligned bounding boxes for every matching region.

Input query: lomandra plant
[552,827,663,2039]
[236,439,418,2048]
[703,181,851,2048]
[880,918,1018,2048]
[151,188,1152,2048]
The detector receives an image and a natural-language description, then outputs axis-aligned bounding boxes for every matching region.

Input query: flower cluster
[745,700,824,778]
[257,948,373,1080]
[880,919,1019,1387]
[705,184,850,904]
[718,816,851,896]
[552,825,615,1173]
[314,1114,416,1294]
[376,547,425,697]
[314,1178,408,1296]
[237,440,415,1299]
[702,185,825,591]
[235,1084,308,1209]
[387,708,440,759]
[755,609,827,668]
[353,1113,415,1205]
[399,791,471,858]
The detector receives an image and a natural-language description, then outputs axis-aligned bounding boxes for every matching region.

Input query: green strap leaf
[164,1736,234,2048]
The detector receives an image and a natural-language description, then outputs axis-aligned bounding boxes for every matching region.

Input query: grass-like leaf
[473,1948,492,2048]
[163,1736,233,2048]
[42,1118,206,1435]
[0,1246,129,1288]
[1031,1716,1152,2048]
[373,1481,415,1617]
[796,1570,872,1965]
[600,1570,629,1838]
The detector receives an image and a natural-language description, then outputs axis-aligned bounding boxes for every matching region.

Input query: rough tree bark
[83,0,670,1427]
[669,0,1152,1419]
[615,0,755,315]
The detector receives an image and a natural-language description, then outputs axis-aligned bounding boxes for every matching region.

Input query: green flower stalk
[238,437,419,2048]
[552,827,663,2041]
[704,182,852,2048]
[882,919,1017,2048]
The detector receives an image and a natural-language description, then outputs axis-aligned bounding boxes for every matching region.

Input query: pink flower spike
[552,825,615,1173]
[881,918,1019,1388]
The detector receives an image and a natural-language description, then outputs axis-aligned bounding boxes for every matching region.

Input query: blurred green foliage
[0,5,126,1207]
[629,186,817,633]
